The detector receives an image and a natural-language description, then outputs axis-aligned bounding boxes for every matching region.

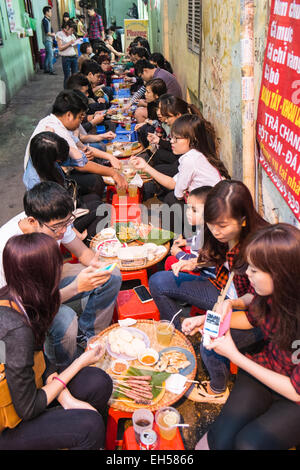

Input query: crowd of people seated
[0,28,300,452]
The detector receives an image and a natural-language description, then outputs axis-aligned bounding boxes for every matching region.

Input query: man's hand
[102,131,116,141]
[76,265,111,293]
[112,171,128,190]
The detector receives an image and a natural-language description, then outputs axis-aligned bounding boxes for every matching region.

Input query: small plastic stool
[190,306,206,317]
[105,407,132,450]
[122,268,149,287]
[113,289,160,322]
[122,424,185,450]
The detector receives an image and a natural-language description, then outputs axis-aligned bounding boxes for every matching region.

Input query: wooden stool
[122,268,149,287]
[122,424,185,450]
[113,289,160,322]
[105,407,132,450]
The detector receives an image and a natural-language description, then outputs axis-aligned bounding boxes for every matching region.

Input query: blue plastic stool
[96,125,106,134]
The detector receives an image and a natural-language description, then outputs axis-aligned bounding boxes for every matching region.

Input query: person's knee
[149,271,166,296]
[77,410,105,450]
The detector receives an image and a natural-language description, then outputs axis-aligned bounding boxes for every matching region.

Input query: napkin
[129,173,143,188]
[165,374,187,394]
[118,318,137,327]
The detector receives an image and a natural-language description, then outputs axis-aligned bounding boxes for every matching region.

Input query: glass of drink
[106,143,114,154]
[117,186,127,196]
[155,407,180,441]
[132,409,154,443]
[128,184,138,198]
[156,320,175,346]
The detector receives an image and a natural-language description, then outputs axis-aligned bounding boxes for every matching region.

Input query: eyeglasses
[41,213,76,234]
[170,136,185,143]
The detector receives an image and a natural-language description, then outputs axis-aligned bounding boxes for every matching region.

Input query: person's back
[153,68,182,98]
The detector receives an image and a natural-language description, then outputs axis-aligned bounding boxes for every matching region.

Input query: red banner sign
[257,0,300,221]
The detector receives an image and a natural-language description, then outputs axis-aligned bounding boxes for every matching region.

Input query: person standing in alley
[56,20,78,88]
[87,8,105,49]
[42,6,56,75]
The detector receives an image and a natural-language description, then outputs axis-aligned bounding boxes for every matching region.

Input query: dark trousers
[0,367,113,450]
[207,369,300,450]
[62,56,78,88]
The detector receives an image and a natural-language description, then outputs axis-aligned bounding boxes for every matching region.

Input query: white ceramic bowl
[138,348,159,367]
[100,227,116,239]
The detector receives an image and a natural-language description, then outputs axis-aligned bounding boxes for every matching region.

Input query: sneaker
[185,380,229,404]
[77,330,88,350]
[49,71,57,75]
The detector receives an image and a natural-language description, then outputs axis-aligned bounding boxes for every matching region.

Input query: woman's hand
[170,245,183,256]
[108,155,122,170]
[171,258,197,277]
[214,299,234,322]
[173,234,187,248]
[182,315,205,336]
[130,156,148,171]
[147,133,160,145]
[134,122,146,131]
[77,342,106,367]
[205,330,239,361]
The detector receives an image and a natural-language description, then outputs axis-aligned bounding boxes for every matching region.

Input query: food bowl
[138,348,159,367]
[111,359,129,375]
[100,227,116,239]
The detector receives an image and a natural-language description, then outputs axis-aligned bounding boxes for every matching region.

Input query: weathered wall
[148,0,299,226]
[0,0,34,113]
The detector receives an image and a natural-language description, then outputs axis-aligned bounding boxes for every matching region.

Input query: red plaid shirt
[209,243,254,297]
[88,14,104,40]
[246,299,300,397]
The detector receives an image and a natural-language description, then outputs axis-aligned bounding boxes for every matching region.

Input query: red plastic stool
[122,424,185,450]
[230,362,238,375]
[122,268,149,287]
[113,289,160,322]
[106,185,117,203]
[105,407,132,450]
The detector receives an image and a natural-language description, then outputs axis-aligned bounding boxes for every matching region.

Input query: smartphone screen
[133,285,153,303]
[203,311,221,338]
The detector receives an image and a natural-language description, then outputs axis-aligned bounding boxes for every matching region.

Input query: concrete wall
[0,0,34,112]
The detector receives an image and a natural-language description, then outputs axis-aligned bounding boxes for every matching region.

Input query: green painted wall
[0,0,34,112]
[105,0,134,28]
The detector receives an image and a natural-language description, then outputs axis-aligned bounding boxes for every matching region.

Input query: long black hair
[30,131,69,186]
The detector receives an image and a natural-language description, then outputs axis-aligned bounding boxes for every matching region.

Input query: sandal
[185,380,229,404]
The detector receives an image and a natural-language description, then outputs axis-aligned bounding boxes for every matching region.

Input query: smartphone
[203,310,232,339]
[95,262,117,274]
[133,285,153,303]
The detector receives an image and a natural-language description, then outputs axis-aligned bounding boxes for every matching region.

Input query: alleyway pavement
[0,62,235,449]
[0,61,65,226]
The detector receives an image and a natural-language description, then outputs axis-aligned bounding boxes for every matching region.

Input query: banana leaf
[113,367,171,400]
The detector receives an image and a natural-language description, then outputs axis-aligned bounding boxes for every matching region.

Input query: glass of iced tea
[156,320,175,346]
[132,409,154,443]
[155,407,180,441]
[128,184,138,198]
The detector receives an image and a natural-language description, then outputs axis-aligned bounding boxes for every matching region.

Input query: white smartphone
[203,310,222,338]
[133,285,153,303]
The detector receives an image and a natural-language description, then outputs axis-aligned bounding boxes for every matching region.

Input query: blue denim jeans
[44,41,54,73]
[149,270,219,330]
[62,56,78,88]
[149,270,263,392]
[44,269,122,367]
[200,327,263,393]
